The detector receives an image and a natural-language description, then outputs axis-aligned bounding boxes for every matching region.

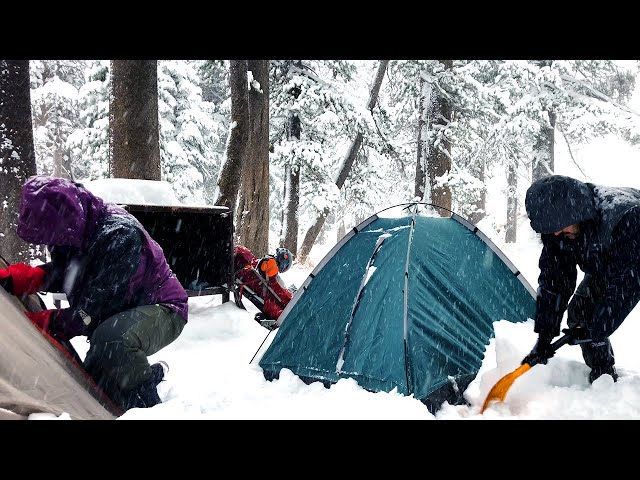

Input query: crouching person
[2,175,188,412]
[234,245,293,329]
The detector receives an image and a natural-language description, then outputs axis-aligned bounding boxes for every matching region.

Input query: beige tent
[0,272,118,420]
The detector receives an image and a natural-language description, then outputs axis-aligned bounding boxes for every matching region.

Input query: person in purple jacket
[0,175,189,411]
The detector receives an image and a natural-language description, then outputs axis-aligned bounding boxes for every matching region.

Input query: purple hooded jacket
[17,176,188,338]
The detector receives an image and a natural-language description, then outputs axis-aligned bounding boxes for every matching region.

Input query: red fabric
[234,245,257,274]
[234,245,292,320]
[263,282,292,320]
[7,263,46,296]
[25,309,56,332]
[0,269,9,281]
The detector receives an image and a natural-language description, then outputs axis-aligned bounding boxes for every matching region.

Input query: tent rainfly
[258,203,536,413]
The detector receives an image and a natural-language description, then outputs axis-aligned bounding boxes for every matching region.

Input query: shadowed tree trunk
[337,218,346,242]
[235,60,270,255]
[298,60,389,264]
[532,111,556,181]
[52,147,72,178]
[279,163,300,252]
[505,162,518,243]
[280,61,303,254]
[468,159,486,225]
[426,60,453,215]
[531,60,556,182]
[216,60,249,212]
[0,60,38,263]
[110,60,161,180]
[414,75,427,200]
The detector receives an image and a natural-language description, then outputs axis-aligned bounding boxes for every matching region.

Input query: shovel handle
[526,333,573,368]
[551,333,573,350]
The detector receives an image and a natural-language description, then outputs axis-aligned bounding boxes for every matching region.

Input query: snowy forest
[1,59,639,266]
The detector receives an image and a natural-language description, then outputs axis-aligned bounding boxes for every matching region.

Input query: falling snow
[21,133,640,419]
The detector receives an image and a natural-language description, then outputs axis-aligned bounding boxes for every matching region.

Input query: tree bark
[532,110,556,181]
[468,159,486,225]
[426,60,453,215]
[297,60,389,264]
[235,60,270,255]
[280,61,303,254]
[337,218,346,243]
[110,60,161,180]
[414,75,427,200]
[216,60,249,210]
[505,163,518,243]
[0,60,38,263]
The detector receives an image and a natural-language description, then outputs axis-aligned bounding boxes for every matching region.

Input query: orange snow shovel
[480,333,572,413]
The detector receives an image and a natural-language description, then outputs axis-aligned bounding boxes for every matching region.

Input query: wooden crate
[123,204,234,302]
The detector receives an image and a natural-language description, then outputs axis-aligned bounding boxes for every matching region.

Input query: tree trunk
[280,61,302,254]
[414,75,427,200]
[532,110,556,181]
[110,60,161,180]
[426,60,453,215]
[298,60,389,264]
[0,60,38,263]
[52,141,72,179]
[337,217,346,242]
[505,163,518,243]
[235,60,270,255]
[468,159,486,225]
[216,60,249,210]
[280,163,300,251]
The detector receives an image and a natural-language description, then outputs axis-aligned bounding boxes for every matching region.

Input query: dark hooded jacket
[16,176,188,339]
[525,175,640,341]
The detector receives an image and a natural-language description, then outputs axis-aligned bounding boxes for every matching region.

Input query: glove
[522,333,556,365]
[1,263,46,296]
[562,325,592,345]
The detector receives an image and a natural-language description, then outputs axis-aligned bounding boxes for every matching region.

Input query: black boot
[120,362,168,410]
[588,366,618,384]
[134,381,163,408]
[581,338,617,384]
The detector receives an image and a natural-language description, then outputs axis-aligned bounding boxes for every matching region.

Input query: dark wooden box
[122,204,234,301]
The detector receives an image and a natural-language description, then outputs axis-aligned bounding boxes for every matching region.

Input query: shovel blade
[480,363,532,413]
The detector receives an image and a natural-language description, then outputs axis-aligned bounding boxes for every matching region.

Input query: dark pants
[567,274,616,374]
[83,304,186,409]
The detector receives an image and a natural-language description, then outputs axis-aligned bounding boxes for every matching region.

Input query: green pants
[83,304,186,406]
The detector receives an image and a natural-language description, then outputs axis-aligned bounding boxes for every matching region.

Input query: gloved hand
[25,309,58,334]
[562,325,592,345]
[521,333,556,365]
[0,263,46,296]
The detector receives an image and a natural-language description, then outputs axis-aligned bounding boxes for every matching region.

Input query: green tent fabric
[258,204,536,413]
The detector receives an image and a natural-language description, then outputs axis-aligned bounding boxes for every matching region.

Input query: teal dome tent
[257,203,536,413]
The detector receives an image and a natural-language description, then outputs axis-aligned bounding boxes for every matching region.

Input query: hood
[17,176,107,249]
[525,175,597,234]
